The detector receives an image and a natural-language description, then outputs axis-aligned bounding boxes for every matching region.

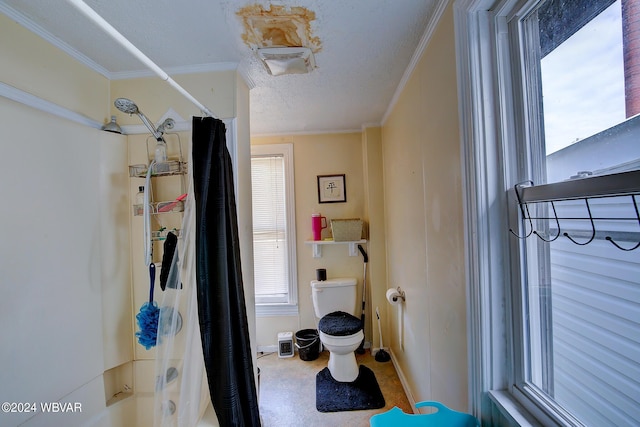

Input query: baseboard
[370,345,386,354]
[259,341,371,355]
[257,345,278,354]
[389,347,418,413]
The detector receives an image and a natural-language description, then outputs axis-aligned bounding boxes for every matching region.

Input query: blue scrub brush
[135,263,160,349]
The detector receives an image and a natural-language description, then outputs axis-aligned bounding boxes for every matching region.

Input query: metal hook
[533,200,561,242]
[509,181,534,239]
[563,198,596,246]
[605,195,640,251]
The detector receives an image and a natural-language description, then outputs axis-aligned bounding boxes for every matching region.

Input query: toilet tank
[310,278,358,318]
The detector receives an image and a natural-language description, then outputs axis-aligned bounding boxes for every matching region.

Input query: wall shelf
[305,239,367,258]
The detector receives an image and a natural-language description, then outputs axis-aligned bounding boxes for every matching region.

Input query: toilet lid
[318,311,363,336]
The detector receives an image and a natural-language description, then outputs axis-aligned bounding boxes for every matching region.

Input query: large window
[251,144,298,316]
[456,0,639,425]
[514,2,639,425]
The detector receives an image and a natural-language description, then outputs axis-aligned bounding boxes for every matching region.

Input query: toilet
[311,278,364,382]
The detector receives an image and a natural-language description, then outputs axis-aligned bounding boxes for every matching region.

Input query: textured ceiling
[0,0,439,135]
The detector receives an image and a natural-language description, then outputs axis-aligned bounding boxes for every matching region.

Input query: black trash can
[295,329,320,361]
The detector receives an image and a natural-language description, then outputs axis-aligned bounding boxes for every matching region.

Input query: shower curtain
[154,117,259,427]
[191,117,261,426]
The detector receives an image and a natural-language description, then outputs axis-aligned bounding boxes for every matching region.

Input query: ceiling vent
[257,47,316,76]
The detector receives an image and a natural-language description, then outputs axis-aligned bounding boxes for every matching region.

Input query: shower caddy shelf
[129,132,188,212]
[129,135,187,243]
[128,160,187,178]
[132,200,184,216]
[130,161,188,217]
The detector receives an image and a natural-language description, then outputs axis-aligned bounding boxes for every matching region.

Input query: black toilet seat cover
[319,311,363,336]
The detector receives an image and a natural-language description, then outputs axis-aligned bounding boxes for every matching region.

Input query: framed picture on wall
[317,174,346,203]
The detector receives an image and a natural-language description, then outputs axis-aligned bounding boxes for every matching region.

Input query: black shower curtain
[192,117,261,426]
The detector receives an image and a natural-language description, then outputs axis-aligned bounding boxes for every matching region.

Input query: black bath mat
[316,365,385,412]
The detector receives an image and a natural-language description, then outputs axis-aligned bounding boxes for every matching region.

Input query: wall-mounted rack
[305,239,367,258]
[509,170,640,251]
[130,135,188,214]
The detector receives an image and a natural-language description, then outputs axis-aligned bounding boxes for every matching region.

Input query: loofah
[135,301,160,349]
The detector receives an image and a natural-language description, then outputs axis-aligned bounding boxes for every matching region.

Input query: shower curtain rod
[66,0,215,118]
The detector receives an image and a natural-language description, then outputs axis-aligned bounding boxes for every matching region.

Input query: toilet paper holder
[392,287,406,302]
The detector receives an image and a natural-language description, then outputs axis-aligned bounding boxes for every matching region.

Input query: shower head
[157,118,175,134]
[114,98,162,140]
[114,98,139,114]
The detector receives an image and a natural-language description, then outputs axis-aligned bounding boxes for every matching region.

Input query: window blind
[251,155,289,303]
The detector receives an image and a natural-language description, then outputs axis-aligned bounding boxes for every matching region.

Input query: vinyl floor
[256,349,412,427]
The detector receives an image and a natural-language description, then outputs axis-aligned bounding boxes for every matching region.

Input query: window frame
[455,0,637,425]
[455,0,569,419]
[250,143,298,317]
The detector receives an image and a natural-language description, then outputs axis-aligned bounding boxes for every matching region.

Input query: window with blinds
[251,144,297,312]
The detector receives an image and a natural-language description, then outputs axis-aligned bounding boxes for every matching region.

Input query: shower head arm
[137,112,163,141]
[114,98,167,140]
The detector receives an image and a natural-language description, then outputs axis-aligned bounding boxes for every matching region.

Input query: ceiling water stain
[236,4,322,53]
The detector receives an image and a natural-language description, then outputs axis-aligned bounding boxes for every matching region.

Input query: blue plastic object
[135,263,159,350]
[370,401,479,427]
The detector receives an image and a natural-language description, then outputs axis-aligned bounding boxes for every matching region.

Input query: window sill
[489,390,545,427]
[255,303,298,317]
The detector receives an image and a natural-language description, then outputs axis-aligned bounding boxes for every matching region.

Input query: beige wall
[381,3,468,410]
[252,133,375,348]
[0,13,109,122]
[110,70,238,124]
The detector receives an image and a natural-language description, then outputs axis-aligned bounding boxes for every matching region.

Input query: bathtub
[100,393,218,427]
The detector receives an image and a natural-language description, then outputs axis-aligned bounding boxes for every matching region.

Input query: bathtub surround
[1,97,130,427]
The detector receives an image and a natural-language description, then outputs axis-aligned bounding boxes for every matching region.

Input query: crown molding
[237,60,257,90]
[0,3,112,79]
[251,127,363,138]
[381,0,450,126]
[361,122,382,130]
[109,61,241,80]
[2,2,245,83]
[0,82,102,129]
